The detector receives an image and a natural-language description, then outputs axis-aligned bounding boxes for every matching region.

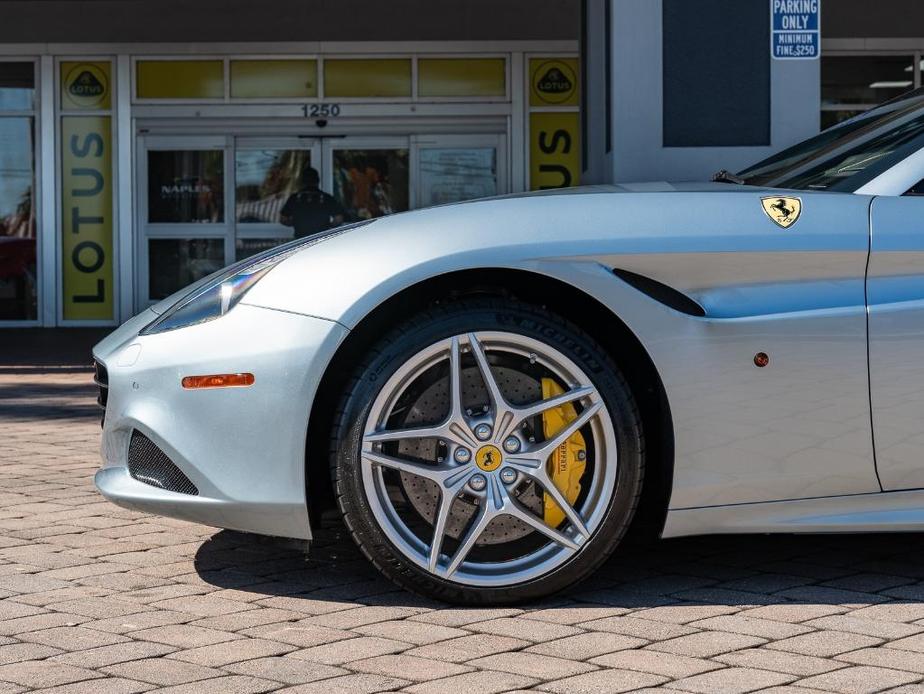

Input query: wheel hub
[474,444,503,471]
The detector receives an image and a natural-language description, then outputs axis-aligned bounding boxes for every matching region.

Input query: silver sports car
[94,89,924,603]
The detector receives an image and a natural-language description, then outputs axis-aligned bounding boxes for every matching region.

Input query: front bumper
[93,303,348,540]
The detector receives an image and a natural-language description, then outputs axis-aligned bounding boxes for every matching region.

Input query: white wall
[607,0,820,183]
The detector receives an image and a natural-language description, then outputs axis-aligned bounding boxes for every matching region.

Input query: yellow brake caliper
[541,378,587,526]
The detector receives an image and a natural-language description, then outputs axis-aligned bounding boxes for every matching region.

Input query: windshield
[738,87,924,191]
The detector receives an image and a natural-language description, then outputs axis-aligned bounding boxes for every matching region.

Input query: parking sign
[771,0,820,60]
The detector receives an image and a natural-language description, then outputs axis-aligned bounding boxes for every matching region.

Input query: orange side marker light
[181,373,255,389]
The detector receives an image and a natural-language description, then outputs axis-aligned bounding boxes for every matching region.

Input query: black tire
[330,298,644,604]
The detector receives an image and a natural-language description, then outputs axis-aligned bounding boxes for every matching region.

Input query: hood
[241,180,860,327]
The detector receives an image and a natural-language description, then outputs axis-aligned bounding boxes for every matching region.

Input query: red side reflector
[181,373,255,389]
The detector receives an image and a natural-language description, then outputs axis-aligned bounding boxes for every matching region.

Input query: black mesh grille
[128,431,199,496]
[94,360,108,426]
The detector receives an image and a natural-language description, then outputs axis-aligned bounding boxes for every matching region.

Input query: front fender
[242,189,878,510]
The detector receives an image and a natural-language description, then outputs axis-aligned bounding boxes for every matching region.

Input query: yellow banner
[529,112,580,191]
[61,116,113,320]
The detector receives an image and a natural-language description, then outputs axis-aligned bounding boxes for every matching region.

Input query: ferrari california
[94,88,924,603]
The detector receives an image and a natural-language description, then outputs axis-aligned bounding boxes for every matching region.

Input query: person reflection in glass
[280,166,345,239]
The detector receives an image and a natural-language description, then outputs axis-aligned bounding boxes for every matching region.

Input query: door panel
[868,195,924,490]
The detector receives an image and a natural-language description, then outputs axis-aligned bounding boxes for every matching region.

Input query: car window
[739,87,924,190]
[906,178,924,196]
[776,113,924,191]
[738,110,887,183]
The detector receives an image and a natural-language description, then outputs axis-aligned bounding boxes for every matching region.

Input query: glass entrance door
[137,131,508,310]
[138,135,230,306]
[323,137,411,221]
[413,134,507,207]
[138,135,322,307]
[234,137,319,260]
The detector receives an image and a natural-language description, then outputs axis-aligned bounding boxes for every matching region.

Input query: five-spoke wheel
[333,300,643,603]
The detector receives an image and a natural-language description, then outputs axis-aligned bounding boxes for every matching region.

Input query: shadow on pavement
[0,327,109,372]
[194,523,924,609]
[0,368,99,421]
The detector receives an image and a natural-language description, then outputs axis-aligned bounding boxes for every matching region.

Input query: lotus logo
[537,67,572,95]
[69,71,104,98]
[63,64,109,107]
[532,60,577,105]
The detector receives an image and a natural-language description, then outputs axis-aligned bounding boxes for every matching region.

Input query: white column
[116,54,134,323]
[509,52,527,193]
[38,55,57,326]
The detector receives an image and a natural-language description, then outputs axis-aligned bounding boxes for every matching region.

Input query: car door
[868,192,924,490]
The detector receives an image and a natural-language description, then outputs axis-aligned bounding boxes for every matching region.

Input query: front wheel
[331,299,644,604]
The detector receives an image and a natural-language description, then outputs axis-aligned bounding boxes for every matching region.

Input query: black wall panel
[663,0,770,147]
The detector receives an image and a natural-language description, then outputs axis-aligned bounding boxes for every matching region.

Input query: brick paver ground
[3,368,924,692]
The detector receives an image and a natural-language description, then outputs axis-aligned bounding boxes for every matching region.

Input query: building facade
[0,0,921,328]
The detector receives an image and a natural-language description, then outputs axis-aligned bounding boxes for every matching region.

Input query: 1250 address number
[303,103,342,118]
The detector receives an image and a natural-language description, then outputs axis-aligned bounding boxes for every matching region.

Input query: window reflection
[418,148,497,206]
[332,149,409,220]
[0,117,36,320]
[148,238,224,300]
[821,56,915,129]
[235,149,311,225]
[235,237,289,261]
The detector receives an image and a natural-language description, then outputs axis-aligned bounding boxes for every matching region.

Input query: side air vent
[612,268,706,318]
[128,431,199,496]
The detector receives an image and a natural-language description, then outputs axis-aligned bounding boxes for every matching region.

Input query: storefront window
[0,62,36,321]
[324,60,412,98]
[136,60,224,100]
[236,237,289,261]
[230,60,317,99]
[148,238,224,300]
[147,150,224,223]
[0,62,34,110]
[821,55,916,130]
[331,148,409,220]
[418,148,497,206]
[418,59,506,98]
[235,149,311,225]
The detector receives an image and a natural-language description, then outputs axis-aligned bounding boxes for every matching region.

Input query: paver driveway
[3,368,924,693]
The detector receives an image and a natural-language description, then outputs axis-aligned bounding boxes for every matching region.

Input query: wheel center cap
[475,444,502,472]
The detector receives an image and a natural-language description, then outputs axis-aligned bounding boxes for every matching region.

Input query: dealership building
[0,0,919,328]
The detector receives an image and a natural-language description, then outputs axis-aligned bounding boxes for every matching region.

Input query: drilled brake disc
[398,365,543,544]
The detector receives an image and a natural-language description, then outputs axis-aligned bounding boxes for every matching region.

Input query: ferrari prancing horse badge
[761,196,802,229]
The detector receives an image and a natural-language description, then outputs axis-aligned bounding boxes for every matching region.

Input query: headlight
[139,252,287,335]
[140,220,372,335]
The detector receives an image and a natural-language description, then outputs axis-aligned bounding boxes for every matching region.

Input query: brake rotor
[397,364,543,544]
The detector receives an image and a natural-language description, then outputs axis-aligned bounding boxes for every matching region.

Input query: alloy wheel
[360,331,618,587]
